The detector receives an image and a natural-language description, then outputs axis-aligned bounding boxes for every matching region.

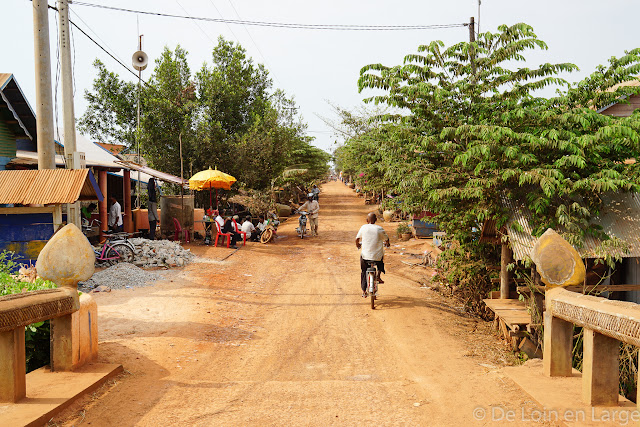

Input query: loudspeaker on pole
[132,50,148,71]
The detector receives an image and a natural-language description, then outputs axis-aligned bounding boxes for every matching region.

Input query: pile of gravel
[79,262,165,291]
[129,238,195,268]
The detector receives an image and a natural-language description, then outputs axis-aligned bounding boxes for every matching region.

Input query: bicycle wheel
[107,243,134,264]
[368,272,376,309]
[260,229,273,244]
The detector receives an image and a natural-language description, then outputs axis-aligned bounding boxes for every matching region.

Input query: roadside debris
[129,238,195,268]
[79,262,165,292]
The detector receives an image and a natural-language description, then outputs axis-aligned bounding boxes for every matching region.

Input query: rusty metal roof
[0,169,103,204]
[0,73,12,90]
[504,193,640,261]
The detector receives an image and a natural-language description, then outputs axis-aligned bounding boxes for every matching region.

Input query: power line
[175,0,217,45]
[222,0,281,85]
[72,2,466,31]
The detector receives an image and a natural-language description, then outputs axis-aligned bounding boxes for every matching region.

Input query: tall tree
[78,38,329,193]
[352,23,640,247]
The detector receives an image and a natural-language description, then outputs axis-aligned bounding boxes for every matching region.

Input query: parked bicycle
[94,231,136,266]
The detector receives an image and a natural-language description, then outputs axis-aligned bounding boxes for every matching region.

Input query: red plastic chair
[172,218,190,243]
[232,219,247,246]
[214,221,232,248]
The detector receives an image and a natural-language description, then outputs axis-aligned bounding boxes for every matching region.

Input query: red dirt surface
[51,182,545,426]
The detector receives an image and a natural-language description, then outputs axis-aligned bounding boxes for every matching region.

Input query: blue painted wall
[0,212,54,266]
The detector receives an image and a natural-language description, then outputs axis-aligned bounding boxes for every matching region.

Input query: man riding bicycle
[355,212,390,298]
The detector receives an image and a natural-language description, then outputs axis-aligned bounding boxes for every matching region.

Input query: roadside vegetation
[336,22,640,309]
[0,251,57,372]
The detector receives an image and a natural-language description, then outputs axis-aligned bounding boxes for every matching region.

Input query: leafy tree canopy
[79,37,329,194]
[338,23,640,248]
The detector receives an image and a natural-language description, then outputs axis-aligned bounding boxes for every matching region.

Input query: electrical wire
[69,7,129,72]
[176,0,217,45]
[72,2,466,31]
[223,0,281,85]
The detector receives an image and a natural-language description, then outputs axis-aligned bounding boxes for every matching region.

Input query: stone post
[582,328,619,406]
[543,311,573,377]
[0,328,26,402]
[50,314,74,371]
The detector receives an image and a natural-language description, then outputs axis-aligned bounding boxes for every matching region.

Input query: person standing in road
[355,212,390,297]
[108,196,123,232]
[298,193,320,236]
[310,184,320,201]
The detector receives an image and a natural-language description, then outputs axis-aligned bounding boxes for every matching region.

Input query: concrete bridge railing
[544,287,640,406]
[0,288,80,403]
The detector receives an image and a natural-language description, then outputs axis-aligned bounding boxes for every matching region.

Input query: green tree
[77,60,137,147]
[353,23,640,247]
[141,45,196,177]
[78,38,329,195]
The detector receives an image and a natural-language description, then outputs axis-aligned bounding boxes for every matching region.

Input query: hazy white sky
[2,0,639,154]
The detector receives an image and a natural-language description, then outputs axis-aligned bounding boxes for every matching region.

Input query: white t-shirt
[214,215,224,230]
[108,201,123,227]
[241,220,256,237]
[356,223,389,261]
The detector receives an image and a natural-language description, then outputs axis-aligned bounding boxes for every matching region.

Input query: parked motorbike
[260,212,280,244]
[295,210,309,239]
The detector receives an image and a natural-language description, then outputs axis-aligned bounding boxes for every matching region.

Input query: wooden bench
[483,298,532,350]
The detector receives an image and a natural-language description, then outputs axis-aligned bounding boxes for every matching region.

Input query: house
[0,73,36,170]
[597,79,640,117]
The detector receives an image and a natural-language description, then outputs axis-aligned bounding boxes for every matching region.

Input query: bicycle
[365,261,380,310]
[94,231,136,266]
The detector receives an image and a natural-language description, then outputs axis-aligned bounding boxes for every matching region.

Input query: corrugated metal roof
[0,169,102,204]
[505,193,640,261]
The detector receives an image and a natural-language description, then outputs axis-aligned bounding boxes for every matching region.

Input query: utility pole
[57,0,82,228]
[135,35,144,209]
[469,17,476,79]
[33,0,56,170]
[469,16,475,43]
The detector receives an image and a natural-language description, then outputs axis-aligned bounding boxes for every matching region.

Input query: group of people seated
[206,208,268,249]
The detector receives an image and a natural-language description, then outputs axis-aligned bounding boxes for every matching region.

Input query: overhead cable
[72,2,466,31]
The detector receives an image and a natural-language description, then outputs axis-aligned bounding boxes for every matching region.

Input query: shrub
[0,251,57,372]
[396,222,411,237]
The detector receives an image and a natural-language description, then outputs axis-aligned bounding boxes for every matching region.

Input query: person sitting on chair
[222,217,241,249]
[213,210,224,230]
[241,215,257,241]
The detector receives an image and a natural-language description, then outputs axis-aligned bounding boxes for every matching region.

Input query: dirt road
[54,182,538,426]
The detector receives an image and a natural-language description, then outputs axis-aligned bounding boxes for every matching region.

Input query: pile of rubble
[79,262,165,292]
[129,238,195,268]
